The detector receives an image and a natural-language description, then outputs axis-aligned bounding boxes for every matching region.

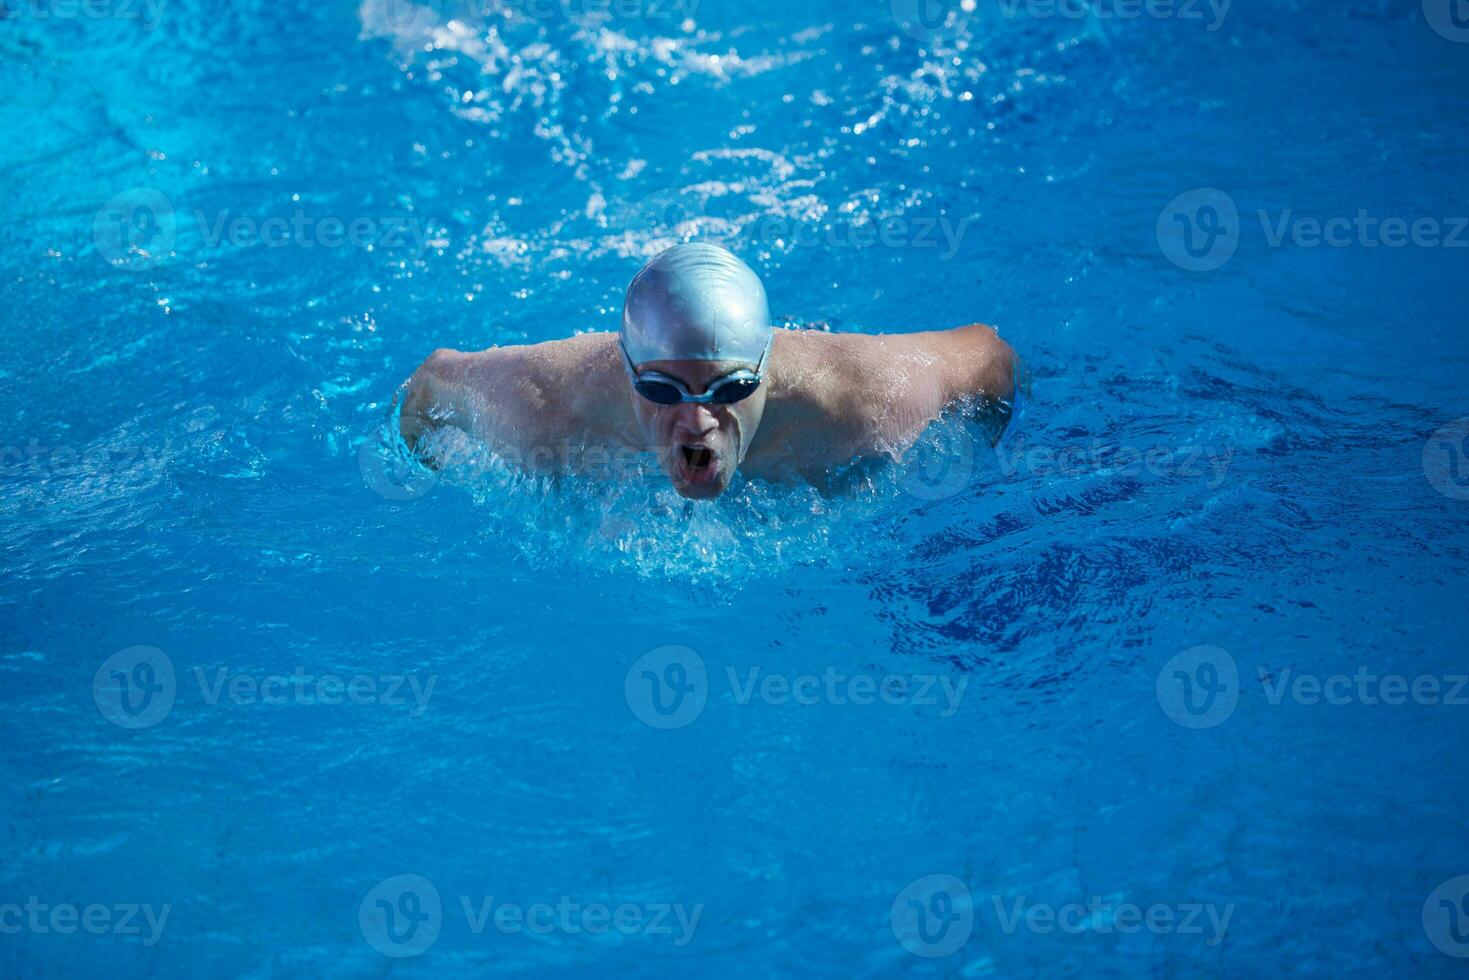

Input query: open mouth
[674,443,719,486]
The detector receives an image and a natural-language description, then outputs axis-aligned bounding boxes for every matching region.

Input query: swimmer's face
[629,358,769,499]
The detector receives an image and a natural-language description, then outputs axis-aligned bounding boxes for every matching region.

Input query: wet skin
[400,324,1017,499]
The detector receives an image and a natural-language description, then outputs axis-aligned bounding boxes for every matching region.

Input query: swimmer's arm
[932,323,1018,444]
[400,346,566,466]
[842,324,1017,455]
[399,348,488,457]
[935,323,1017,407]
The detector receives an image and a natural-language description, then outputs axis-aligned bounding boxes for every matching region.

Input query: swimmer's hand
[876,322,1018,448]
[399,348,476,465]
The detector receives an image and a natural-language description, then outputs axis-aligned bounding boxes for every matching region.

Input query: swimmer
[400,242,1017,498]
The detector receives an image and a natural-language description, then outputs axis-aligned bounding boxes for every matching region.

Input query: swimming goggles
[619,337,771,406]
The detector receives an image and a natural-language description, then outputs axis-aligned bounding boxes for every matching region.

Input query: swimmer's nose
[671,404,719,439]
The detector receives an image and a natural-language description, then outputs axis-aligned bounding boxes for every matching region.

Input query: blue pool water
[4,0,1469,975]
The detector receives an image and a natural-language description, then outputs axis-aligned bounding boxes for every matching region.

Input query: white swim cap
[620,243,772,365]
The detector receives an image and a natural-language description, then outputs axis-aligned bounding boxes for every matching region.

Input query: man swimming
[399,242,1016,499]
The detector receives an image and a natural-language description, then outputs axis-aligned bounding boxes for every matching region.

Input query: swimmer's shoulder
[767,327,913,402]
[763,330,897,456]
[765,324,1015,452]
[415,333,622,443]
[440,332,619,394]
[777,323,1014,400]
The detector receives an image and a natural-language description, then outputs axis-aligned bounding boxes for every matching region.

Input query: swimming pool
[3,0,1468,974]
